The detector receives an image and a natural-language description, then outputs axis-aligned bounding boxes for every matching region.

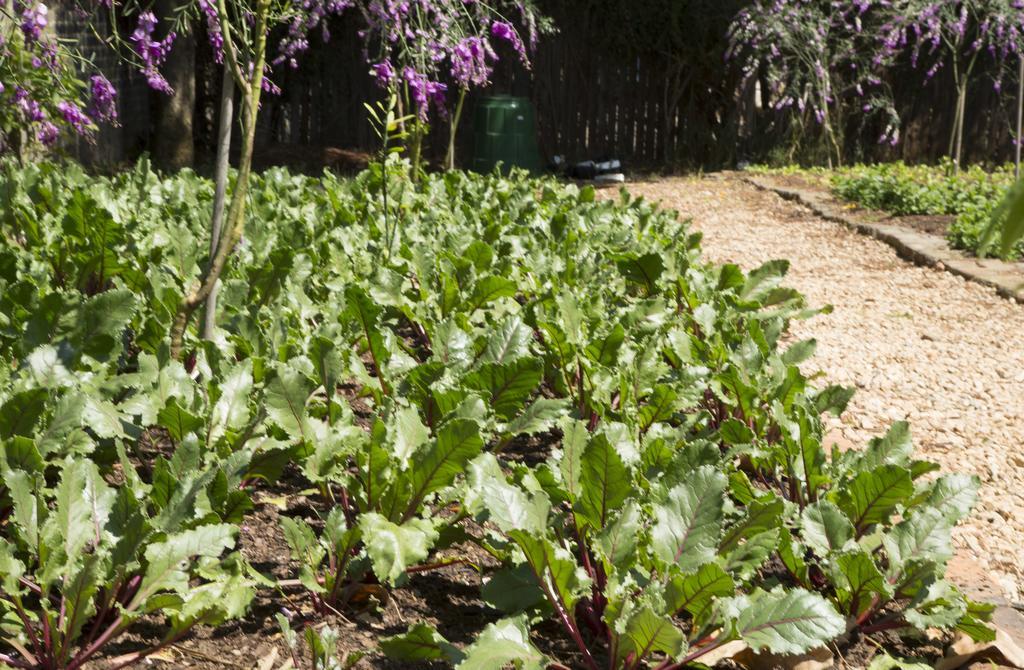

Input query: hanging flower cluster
[273,0,353,68]
[1,1,113,150]
[729,0,1024,152]
[130,11,177,93]
[728,0,900,139]
[3,0,548,151]
[359,0,546,119]
[877,0,1024,90]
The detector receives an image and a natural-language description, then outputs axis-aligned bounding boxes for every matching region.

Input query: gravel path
[627,176,1024,602]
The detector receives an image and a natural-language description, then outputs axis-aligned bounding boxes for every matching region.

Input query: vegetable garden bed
[750,163,1020,260]
[0,161,1002,669]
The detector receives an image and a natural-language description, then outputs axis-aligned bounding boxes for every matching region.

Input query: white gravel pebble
[627,177,1024,602]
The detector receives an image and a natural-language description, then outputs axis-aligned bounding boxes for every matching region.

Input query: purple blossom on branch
[56,100,92,135]
[360,0,543,118]
[20,3,48,44]
[37,121,59,145]
[131,11,176,94]
[88,74,118,123]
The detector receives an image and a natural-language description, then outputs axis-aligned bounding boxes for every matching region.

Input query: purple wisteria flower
[197,0,224,63]
[359,0,541,122]
[57,101,92,135]
[273,0,352,68]
[88,74,118,123]
[16,89,46,123]
[36,121,59,145]
[373,60,396,86]
[20,3,48,43]
[451,36,493,87]
[491,20,527,64]
[131,11,176,94]
[402,66,447,119]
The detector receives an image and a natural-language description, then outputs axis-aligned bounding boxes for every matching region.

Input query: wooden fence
[53,0,1024,170]
[245,2,746,170]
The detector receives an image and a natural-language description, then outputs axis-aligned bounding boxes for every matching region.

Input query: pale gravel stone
[625,176,1024,603]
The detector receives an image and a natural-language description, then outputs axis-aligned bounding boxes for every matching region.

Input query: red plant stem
[855,595,882,627]
[524,553,600,670]
[66,613,125,670]
[40,610,54,668]
[547,585,600,670]
[0,652,33,669]
[56,595,71,667]
[327,536,359,604]
[339,486,354,528]
[574,525,596,582]
[6,596,43,661]
[83,587,116,648]
[576,359,586,415]
[570,518,608,638]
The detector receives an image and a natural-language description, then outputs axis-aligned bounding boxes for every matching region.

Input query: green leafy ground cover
[0,160,989,669]
[754,162,1022,259]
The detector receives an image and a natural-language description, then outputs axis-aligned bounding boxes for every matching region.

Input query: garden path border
[737,173,1024,303]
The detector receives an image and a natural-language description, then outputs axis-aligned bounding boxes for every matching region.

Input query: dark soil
[84,471,518,670]
[838,628,949,668]
[81,472,959,670]
[252,143,372,176]
[885,213,953,236]
[76,381,963,670]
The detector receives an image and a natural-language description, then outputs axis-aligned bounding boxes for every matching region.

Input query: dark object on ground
[565,158,622,180]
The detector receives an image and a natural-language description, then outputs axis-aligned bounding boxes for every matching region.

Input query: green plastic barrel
[470,95,544,175]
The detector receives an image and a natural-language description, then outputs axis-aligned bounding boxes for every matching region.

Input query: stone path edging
[739,173,1024,303]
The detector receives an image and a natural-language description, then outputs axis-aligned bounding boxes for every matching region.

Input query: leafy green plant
[784,160,1023,258]
[0,157,991,669]
[0,454,253,670]
[831,160,1012,218]
[277,614,365,670]
[377,215,986,668]
[364,93,414,259]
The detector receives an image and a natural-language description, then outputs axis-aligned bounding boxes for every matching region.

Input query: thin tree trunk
[152,0,195,169]
[948,56,962,167]
[169,0,270,358]
[954,78,968,173]
[1016,55,1023,179]
[446,88,467,171]
[821,104,835,169]
[201,66,235,340]
[409,124,424,180]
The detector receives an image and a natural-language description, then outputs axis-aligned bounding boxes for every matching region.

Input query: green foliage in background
[754,161,1024,259]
